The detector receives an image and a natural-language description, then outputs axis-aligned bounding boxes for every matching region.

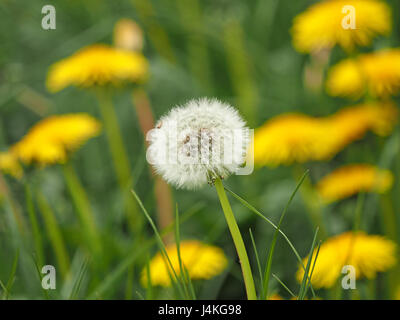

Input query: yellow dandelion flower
[292,0,391,53]
[252,113,337,166]
[46,44,148,92]
[0,152,23,178]
[268,294,283,300]
[296,231,397,288]
[326,102,398,153]
[252,103,397,167]
[141,240,228,287]
[327,49,400,98]
[12,114,101,166]
[326,59,365,99]
[317,164,393,203]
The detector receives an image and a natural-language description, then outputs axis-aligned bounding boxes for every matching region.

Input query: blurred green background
[1,0,400,300]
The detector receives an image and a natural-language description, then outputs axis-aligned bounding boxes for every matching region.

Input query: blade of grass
[298,227,319,300]
[263,170,309,299]
[125,266,134,300]
[31,254,49,300]
[145,255,153,300]
[88,202,202,298]
[69,258,89,300]
[183,264,196,300]
[226,186,316,297]
[136,290,145,300]
[249,228,263,298]
[4,249,19,300]
[175,204,192,299]
[225,186,309,274]
[304,241,321,298]
[0,280,8,300]
[271,273,296,299]
[131,189,185,298]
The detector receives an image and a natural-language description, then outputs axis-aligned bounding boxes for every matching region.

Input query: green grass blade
[0,280,8,300]
[31,254,49,300]
[175,203,191,299]
[69,257,89,300]
[263,170,309,299]
[144,255,153,300]
[304,241,321,298]
[226,186,317,297]
[136,290,145,300]
[249,228,263,298]
[298,227,319,300]
[271,273,296,298]
[1,249,19,300]
[225,186,305,273]
[131,189,185,298]
[4,248,19,299]
[183,265,196,300]
[87,203,202,299]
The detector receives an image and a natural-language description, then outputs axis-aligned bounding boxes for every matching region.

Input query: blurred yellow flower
[251,114,336,166]
[46,44,148,92]
[141,240,227,287]
[395,286,400,300]
[113,18,144,52]
[297,231,397,288]
[327,102,398,153]
[252,103,397,167]
[292,0,391,53]
[12,114,101,166]
[327,49,400,98]
[325,59,365,99]
[317,164,393,203]
[0,152,23,178]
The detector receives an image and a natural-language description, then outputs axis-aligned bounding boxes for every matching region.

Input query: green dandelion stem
[380,194,397,241]
[214,178,257,300]
[36,191,70,279]
[62,162,102,257]
[293,165,327,239]
[222,19,258,126]
[131,0,176,63]
[25,183,44,269]
[96,91,141,233]
[0,174,27,238]
[176,0,214,92]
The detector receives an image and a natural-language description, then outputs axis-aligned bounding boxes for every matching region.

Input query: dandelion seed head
[148,98,249,189]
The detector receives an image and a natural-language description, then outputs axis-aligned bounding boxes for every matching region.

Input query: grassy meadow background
[1,0,400,300]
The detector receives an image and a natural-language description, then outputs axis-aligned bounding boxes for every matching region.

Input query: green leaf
[263,170,309,299]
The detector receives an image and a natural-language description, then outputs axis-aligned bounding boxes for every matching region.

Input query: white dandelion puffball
[147,98,250,189]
